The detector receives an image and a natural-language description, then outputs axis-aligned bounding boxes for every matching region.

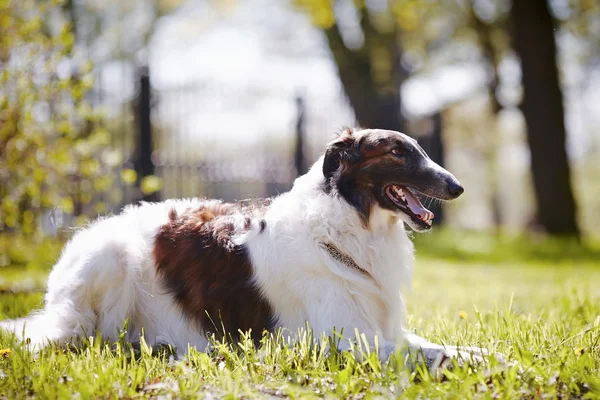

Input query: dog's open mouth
[385,185,434,229]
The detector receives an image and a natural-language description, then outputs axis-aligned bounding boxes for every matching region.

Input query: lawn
[1,232,599,399]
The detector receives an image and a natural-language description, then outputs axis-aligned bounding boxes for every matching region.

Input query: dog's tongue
[403,188,433,220]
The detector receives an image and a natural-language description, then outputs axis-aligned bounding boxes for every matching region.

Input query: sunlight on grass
[0,233,599,398]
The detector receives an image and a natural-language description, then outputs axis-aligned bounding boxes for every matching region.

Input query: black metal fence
[99,66,314,214]
[76,66,444,224]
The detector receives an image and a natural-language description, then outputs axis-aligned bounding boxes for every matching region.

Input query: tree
[0,0,114,235]
[296,1,484,130]
[296,1,476,223]
[510,0,580,237]
[321,6,406,132]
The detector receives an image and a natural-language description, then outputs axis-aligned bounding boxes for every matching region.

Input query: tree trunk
[471,7,504,233]
[323,7,405,132]
[416,113,445,222]
[323,7,449,223]
[510,0,579,237]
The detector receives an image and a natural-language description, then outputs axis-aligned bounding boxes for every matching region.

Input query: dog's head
[322,128,463,232]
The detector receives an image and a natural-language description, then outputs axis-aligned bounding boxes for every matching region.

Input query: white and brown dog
[1,128,489,369]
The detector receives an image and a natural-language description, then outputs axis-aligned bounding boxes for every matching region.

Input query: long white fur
[0,154,482,367]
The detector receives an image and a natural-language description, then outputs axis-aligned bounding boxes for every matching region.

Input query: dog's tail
[1,312,53,347]
[0,300,97,350]
[0,309,76,349]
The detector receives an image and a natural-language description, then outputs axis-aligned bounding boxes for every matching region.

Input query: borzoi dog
[1,128,488,370]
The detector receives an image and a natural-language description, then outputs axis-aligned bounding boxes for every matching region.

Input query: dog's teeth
[423,213,433,225]
[393,187,406,202]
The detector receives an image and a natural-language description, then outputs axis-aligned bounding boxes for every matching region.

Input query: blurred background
[1,0,599,265]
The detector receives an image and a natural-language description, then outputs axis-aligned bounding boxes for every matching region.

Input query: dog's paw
[443,348,486,367]
[417,346,509,372]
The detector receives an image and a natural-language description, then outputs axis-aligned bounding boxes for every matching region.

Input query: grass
[0,232,599,398]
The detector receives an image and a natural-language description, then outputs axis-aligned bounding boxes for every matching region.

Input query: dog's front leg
[402,331,453,371]
[402,330,488,371]
[327,330,398,362]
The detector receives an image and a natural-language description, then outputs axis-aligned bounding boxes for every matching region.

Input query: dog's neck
[319,241,373,279]
[290,157,413,275]
[293,156,404,236]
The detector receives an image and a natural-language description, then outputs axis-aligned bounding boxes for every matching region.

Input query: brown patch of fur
[153,200,275,344]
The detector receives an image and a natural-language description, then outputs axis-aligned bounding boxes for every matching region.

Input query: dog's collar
[320,242,372,278]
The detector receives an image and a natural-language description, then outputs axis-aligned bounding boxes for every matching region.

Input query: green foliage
[294,0,335,29]
[294,0,486,68]
[0,0,117,235]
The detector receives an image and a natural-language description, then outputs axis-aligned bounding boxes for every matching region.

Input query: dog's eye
[391,148,403,156]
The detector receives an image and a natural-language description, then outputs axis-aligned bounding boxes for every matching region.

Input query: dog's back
[1,199,220,351]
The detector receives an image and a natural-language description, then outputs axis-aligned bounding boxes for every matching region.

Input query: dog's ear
[323,130,358,180]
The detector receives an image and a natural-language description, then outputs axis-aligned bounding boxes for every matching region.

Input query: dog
[1,128,489,370]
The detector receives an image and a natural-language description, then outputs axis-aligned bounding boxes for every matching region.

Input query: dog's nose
[447,181,464,197]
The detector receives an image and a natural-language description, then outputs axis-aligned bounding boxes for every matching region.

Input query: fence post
[294,95,306,177]
[135,66,158,202]
[417,112,444,223]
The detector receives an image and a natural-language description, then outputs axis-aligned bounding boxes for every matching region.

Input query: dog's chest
[245,221,411,337]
